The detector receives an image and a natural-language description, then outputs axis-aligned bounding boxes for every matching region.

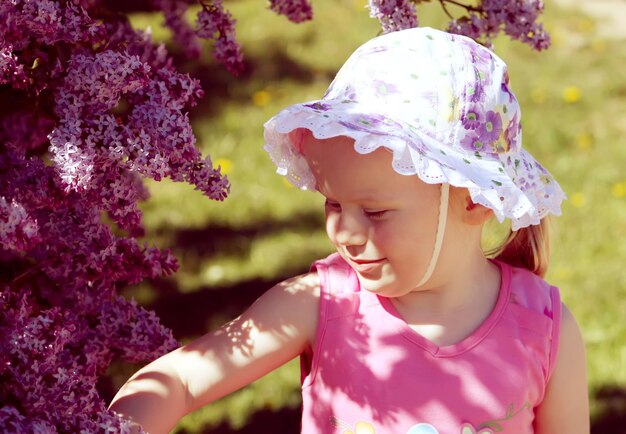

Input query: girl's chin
[357,274,399,295]
[356,272,423,298]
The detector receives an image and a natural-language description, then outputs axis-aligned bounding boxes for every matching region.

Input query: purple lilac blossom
[270,0,313,23]
[368,0,418,33]
[449,15,486,46]
[153,0,202,58]
[196,0,244,74]
[0,197,41,252]
[0,45,28,89]
[0,0,105,48]
[447,0,550,50]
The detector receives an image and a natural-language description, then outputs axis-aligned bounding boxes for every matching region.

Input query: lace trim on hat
[264,109,565,231]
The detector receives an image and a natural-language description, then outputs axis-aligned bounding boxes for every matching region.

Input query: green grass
[116,0,626,431]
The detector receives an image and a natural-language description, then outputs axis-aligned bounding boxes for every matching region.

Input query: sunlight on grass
[175,229,332,292]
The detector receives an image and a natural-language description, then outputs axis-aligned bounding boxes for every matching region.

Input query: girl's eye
[364,209,388,220]
[324,200,388,219]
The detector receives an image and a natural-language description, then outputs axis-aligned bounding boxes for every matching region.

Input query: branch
[438,0,454,20]
[440,0,482,14]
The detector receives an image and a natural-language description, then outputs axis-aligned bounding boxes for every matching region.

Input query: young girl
[109,27,589,433]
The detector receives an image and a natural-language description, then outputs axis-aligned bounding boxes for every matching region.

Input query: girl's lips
[350,258,385,264]
[347,257,386,273]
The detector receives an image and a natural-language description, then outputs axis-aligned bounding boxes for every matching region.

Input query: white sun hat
[263,27,565,230]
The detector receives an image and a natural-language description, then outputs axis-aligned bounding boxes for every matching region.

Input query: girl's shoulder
[504,261,561,317]
[256,270,321,345]
[263,270,321,316]
[276,270,321,295]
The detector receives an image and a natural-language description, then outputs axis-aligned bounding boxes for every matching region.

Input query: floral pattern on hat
[263,27,565,230]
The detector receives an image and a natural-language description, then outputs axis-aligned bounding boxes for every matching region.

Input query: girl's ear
[463,196,493,225]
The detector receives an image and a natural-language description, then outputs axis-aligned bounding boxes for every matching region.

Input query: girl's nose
[331,212,368,247]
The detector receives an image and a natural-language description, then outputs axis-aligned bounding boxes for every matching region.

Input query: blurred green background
[106,0,626,432]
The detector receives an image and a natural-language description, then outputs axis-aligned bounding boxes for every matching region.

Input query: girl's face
[302,134,463,298]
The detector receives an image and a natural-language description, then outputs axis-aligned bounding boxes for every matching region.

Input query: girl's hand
[109,272,320,434]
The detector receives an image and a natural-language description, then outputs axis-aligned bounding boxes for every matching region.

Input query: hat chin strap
[415,183,449,288]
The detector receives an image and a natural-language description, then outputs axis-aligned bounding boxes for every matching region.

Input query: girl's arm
[108,272,320,434]
[534,304,589,433]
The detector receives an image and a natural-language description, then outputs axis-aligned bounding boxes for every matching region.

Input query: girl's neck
[390,253,501,332]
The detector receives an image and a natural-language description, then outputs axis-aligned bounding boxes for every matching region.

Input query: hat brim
[264,100,565,230]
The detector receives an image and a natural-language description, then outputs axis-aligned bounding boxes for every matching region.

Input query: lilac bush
[0,0,231,431]
[0,0,549,432]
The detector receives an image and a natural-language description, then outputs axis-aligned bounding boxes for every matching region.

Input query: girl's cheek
[374,215,416,248]
[370,223,390,248]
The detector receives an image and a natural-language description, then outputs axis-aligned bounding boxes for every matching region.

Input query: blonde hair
[487,218,551,277]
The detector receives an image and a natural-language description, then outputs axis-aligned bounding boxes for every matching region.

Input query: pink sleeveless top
[300,253,561,434]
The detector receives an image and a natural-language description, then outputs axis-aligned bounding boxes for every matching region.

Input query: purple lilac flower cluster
[367,0,550,50]
[368,0,419,33]
[269,0,314,23]
[155,0,204,58]
[196,0,245,74]
[151,0,244,74]
[0,149,179,432]
[447,0,550,50]
[0,45,29,89]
